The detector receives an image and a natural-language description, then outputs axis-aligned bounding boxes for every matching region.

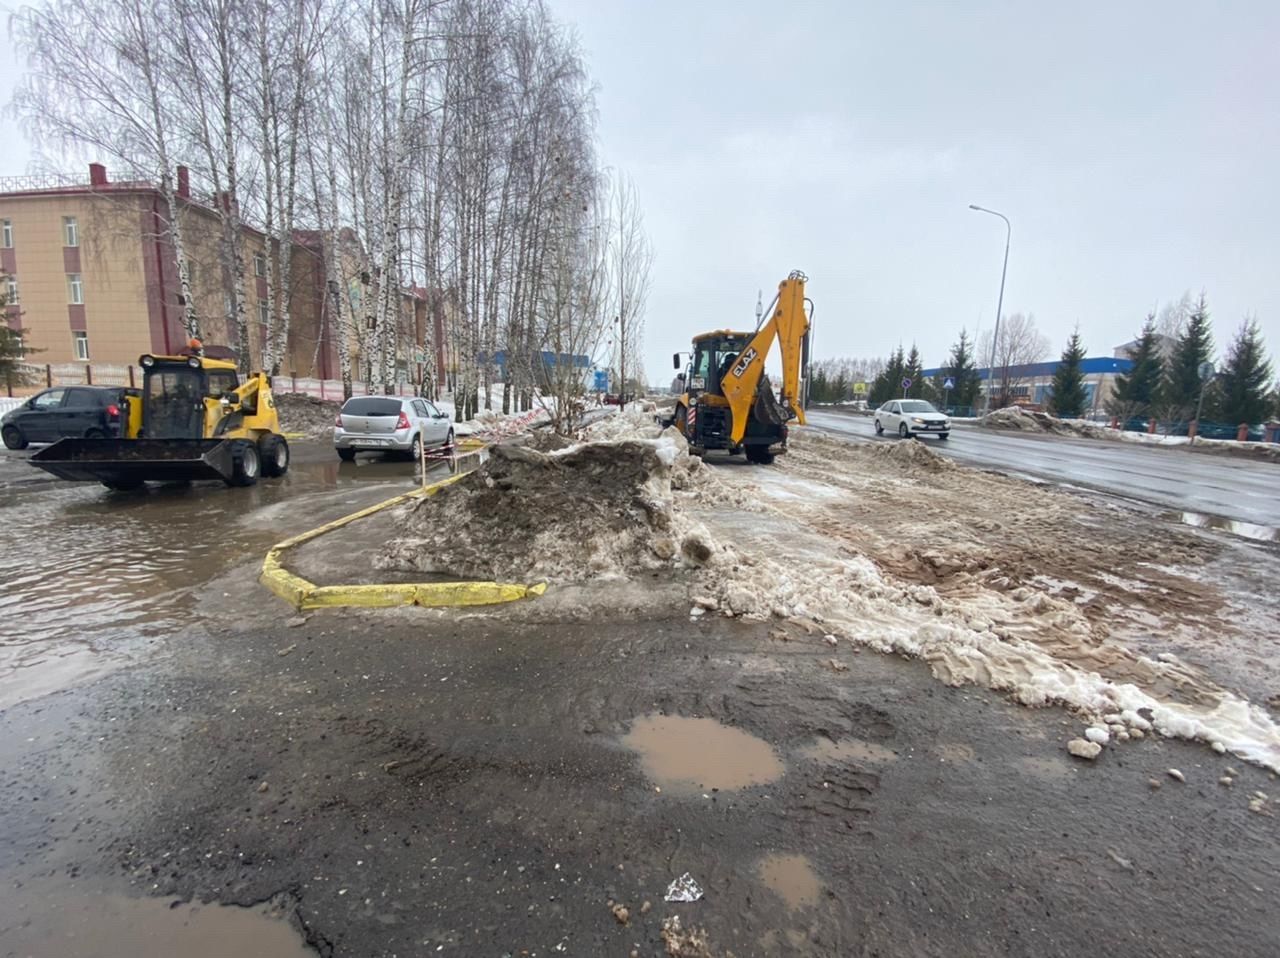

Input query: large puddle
[756,853,822,911]
[621,714,784,795]
[0,455,446,709]
[0,880,313,957]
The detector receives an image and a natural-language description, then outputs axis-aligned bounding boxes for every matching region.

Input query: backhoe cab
[665,271,811,465]
[30,344,290,491]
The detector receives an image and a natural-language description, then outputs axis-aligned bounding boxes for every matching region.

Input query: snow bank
[377,426,714,582]
[979,406,1116,440]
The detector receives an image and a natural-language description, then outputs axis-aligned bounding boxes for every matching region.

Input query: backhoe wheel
[898,423,909,439]
[227,439,260,487]
[2,425,27,450]
[259,434,290,478]
[745,445,775,465]
[338,447,356,462]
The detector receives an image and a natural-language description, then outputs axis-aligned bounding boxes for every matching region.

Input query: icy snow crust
[381,406,1280,770]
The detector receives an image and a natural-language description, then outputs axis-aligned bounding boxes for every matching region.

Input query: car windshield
[900,401,939,413]
[342,398,403,416]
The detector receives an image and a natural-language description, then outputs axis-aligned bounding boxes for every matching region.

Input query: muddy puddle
[756,853,822,911]
[0,454,449,709]
[1172,511,1278,543]
[0,879,313,957]
[622,714,783,795]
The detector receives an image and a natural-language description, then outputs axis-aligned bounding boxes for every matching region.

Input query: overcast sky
[552,0,1279,379]
[3,1,1276,381]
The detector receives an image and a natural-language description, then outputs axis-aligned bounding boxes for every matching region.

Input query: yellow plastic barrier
[259,465,546,612]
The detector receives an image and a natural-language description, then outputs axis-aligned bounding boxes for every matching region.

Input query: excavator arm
[718,271,810,444]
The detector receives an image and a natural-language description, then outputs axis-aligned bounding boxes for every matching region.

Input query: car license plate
[351,438,385,446]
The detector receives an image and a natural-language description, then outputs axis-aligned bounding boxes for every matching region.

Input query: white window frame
[63,216,79,248]
[254,253,266,277]
[1,219,12,248]
[72,330,89,361]
[5,277,18,305]
[258,300,269,326]
[67,273,84,305]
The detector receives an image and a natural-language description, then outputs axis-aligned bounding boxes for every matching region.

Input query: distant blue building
[922,356,1134,411]
[484,349,596,388]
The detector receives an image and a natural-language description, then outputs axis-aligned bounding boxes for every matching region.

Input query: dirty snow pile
[376,415,715,582]
[275,393,340,439]
[979,406,1115,440]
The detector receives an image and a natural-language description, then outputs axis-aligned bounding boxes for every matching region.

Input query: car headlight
[912,417,925,424]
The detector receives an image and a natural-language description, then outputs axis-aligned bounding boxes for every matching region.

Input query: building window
[63,216,79,248]
[73,331,89,361]
[67,273,84,305]
[254,253,266,277]
[5,277,18,305]
[1,219,11,248]
[258,300,269,326]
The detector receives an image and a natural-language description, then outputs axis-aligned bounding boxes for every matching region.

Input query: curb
[260,466,547,612]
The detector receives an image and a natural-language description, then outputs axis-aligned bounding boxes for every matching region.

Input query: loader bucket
[30,438,238,486]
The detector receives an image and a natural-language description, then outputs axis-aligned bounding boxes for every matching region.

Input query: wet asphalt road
[804,409,1280,528]
[2,440,1279,957]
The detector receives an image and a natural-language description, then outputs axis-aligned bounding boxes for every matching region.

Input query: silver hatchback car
[334,396,454,461]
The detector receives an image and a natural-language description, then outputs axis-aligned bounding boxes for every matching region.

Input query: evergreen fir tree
[1048,329,1087,418]
[869,346,905,406]
[1108,315,1164,417]
[944,329,982,411]
[1163,292,1214,407]
[1214,319,1273,425]
[904,344,924,399]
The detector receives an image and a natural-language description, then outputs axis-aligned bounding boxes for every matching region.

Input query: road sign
[901,377,912,389]
[943,376,955,390]
[593,370,609,392]
[853,381,867,395]
[1198,361,1215,381]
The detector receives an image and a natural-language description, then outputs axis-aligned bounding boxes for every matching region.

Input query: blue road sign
[943,376,955,390]
[593,370,609,391]
[901,377,912,389]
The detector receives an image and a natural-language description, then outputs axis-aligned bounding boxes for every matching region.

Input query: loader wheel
[259,434,290,477]
[745,445,775,465]
[227,439,260,487]
[3,425,27,450]
[338,447,356,462]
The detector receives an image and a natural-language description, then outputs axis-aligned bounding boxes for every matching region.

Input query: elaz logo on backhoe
[730,348,758,378]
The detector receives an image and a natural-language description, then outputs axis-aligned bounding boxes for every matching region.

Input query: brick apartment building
[0,163,446,387]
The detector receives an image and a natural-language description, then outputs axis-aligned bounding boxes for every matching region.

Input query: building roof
[487,349,592,369]
[921,356,1134,380]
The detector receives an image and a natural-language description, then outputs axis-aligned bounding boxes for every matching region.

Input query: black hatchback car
[2,386,133,449]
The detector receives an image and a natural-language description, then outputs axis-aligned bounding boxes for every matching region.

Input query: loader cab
[688,331,751,398]
[138,355,239,439]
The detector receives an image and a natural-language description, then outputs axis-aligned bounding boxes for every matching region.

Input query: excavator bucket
[30,438,238,486]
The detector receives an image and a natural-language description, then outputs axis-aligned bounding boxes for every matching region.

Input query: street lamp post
[969,204,1011,415]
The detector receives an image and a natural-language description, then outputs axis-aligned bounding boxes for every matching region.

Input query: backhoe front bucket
[30,438,238,485]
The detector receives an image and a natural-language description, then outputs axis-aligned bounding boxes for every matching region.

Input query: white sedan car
[875,399,950,439]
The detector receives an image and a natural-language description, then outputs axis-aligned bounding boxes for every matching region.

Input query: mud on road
[2,434,1279,957]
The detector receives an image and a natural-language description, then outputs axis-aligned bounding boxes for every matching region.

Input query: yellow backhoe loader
[665,270,812,464]
[30,343,290,490]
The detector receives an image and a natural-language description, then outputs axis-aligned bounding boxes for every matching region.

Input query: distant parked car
[875,399,950,439]
[1,386,134,450]
[333,395,453,461]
